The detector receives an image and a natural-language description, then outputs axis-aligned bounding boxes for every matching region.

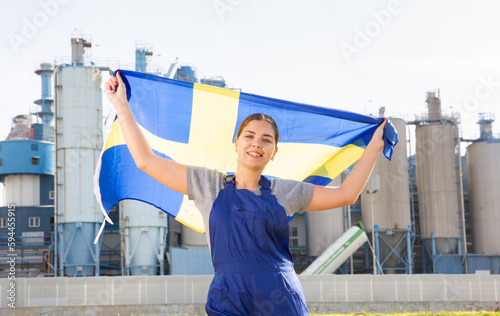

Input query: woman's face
[234,120,278,172]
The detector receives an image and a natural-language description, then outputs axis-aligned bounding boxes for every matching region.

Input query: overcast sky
[1,1,500,202]
[2,0,500,134]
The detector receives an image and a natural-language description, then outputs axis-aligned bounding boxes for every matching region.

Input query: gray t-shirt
[187,166,315,248]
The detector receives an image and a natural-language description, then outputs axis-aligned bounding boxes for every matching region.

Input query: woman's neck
[234,167,262,191]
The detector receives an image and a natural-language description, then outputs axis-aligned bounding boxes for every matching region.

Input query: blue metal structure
[421,233,464,273]
[0,63,56,277]
[34,63,54,125]
[467,254,500,274]
[175,65,198,83]
[0,206,54,278]
[135,43,153,73]
[0,141,54,180]
[169,247,214,275]
[374,225,414,274]
[58,222,101,277]
[0,206,53,237]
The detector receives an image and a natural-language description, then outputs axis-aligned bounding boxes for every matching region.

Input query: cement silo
[415,91,462,258]
[181,225,209,247]
[361,117,411,273]
[55,36,103,276]
[120,200,168,275]
[466,115,500,255]
[306,176,345,257]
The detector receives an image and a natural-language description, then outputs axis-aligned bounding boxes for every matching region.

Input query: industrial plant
[0,33,499,310]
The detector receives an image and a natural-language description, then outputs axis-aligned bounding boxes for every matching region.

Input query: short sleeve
[187,166,225,217]
[272,179,314,216]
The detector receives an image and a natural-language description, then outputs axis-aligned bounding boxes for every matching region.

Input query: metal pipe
[370,192,377,275]
[120,203,125,276]
[422,241,427,273]
[365,242,370,271]
[407,224,412,274]
[431,233,436,260]
[458,233,462,255]
[166,216,170,274]
[160,224,165,276]
[95,222,100,276]
[456,126,469,274]
[348,204,353,274]
[304,212,309,266]
[407,124,417,244]
[375,225,381,274]
[53,63,62,277]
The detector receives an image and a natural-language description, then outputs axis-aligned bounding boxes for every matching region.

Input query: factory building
[1,34,499,278]
[0,63,55,277]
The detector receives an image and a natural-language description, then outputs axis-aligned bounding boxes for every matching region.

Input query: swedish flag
[93,69,398,236]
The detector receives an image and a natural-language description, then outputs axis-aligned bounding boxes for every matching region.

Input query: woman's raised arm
[305,119,386,212]
[104,71,188,195]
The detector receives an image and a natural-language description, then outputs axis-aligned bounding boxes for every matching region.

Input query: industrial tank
[306,176,344,257]
[181,197,208,247]
[120,200,168,275]
[175,66,198,83]
[182,225,209,247]
[0,114,55,207]
[4,175,41,206]
[361,118,411,272]
[466,141,500,255]
[55,65,103,276]
[415,122,461,254]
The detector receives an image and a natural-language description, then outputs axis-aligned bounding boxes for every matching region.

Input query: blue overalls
[206,175,309,315]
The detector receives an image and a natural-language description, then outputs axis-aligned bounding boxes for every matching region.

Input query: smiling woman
[234,115,279,189]
[104,71,386,315]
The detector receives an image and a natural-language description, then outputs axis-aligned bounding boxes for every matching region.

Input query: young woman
[105,71,386,315]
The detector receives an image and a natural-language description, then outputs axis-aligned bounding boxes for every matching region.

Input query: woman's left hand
[368,118,387,152]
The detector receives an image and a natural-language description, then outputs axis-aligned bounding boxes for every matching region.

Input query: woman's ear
[272,146,278,159]
[234,137,238,152]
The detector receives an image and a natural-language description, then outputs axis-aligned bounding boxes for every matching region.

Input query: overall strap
[224,174,271,196]
[259,175,271,197]
[223,174,236,190]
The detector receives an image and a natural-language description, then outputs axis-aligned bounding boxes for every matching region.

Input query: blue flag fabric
[93,69,398,237]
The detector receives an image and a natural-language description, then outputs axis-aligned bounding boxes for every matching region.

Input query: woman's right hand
[104,70,128,111]
[102,69,189,195]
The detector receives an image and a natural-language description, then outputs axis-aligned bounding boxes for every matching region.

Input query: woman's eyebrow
[244,130,274,139]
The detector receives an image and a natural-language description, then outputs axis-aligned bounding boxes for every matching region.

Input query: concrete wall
[3,302,500,316]
[1,274,499,313]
